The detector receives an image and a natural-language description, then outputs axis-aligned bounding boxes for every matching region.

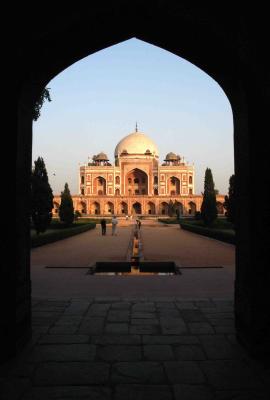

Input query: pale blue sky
[32,38,234,195]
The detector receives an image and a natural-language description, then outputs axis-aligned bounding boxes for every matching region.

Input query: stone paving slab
[38,334,90,344]
[21,386,112,400]
[26,344,96,362]
[1,297,269,400]
[200,360,263,390]
[33,361,110,386]
[97,345,142,361]
[111,361,166,384]
[115,384,173,400]
[173,384,214,400]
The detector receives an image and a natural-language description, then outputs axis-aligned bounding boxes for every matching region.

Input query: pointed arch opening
[132,202,142,215]
[146,201,155,215]
[126,169,148,195]
[93,176,106,195]
[167,176,180,195]
[90,201,100,215]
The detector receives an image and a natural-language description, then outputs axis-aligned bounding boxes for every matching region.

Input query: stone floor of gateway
[1,221,269,399]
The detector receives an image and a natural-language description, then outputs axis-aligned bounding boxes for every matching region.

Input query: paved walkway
[2,222,269,399]
[31,220,235,298]
[1,297,269,399]
[141,222,234,267]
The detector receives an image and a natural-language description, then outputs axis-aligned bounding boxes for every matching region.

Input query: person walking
[111,215,118,236]
[100,218,106,235]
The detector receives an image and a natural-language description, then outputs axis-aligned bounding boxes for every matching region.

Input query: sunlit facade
[53,129,225,216]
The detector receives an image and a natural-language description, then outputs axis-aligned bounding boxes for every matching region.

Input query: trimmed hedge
[31,222,96,248]
[179,221,235,244]
[158,218,180,224]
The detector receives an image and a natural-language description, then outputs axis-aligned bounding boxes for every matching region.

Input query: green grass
[158,218,180,224]
[179,218,234,230]
[179,218,235,244]
[78,218,112,224]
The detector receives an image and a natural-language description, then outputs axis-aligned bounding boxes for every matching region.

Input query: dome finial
[135,122,138,132]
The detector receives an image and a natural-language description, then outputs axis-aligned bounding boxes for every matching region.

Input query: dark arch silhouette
[132,202,142,214]
[9,4,270,360]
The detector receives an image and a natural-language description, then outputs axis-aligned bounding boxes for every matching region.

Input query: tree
[59,183,74,226]
[74,210,82,221]
[223,174,236,225]
[200,167,217,226]
[33,87,51,121]
[31,157,53,234]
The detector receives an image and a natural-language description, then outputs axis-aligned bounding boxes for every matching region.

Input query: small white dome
[114,131,159,157]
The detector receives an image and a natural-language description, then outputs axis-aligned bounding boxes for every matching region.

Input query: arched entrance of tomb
[93,176,106,195]
[119,201,128,215]
[90,202,100,215]
[167,176,180,195]
[126,169,148,195]
[146,201,155,215]
[188,201,196,216]
[78,201,87,214]
[132,202,142,215]
[160,202,169,215]
[11,5,270,360]
[104,201,114,215]
[174,201,183,217]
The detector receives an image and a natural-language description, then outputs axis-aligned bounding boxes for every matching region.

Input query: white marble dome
[114,131,159,157]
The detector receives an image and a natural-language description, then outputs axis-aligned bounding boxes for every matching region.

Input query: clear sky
[32,38,234,195]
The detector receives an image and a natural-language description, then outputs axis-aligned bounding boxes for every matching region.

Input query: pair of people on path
[100,216,118,236]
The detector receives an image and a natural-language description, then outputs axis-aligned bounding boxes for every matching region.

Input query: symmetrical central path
[31,220,235,298]
[3,222,269,399]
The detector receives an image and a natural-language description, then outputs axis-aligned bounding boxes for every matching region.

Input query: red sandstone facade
[52,129,225,216]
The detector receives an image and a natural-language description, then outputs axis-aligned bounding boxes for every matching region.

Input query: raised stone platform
[1,297,269,399]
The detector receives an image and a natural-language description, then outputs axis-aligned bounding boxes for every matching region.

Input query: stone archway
[132,202,142,215]
[120,201,128,215]
[104,201,114,214]
[167,176,180,195]
[126,169,148,195]
[93,176,106,195]
[10,5,270,359]
[174,201,183,216]
[160,202,169,215]
[188,201,196,216]
[146,201,155,215]
[78,201,87,214]
[90,202,100,215]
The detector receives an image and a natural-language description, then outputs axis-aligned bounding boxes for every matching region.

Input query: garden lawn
[179,218,235,244]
